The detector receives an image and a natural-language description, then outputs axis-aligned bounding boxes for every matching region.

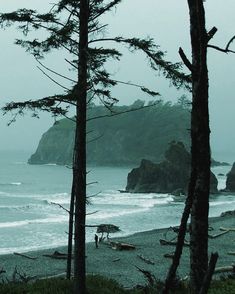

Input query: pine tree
[0,1,191,292]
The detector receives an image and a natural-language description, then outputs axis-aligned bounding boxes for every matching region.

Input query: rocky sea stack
[225,163,235,192]
[126,141,218,194]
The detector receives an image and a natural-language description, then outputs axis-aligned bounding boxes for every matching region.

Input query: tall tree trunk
[73,0,89,293]
[66,182,75,279]
[187,1,210,293]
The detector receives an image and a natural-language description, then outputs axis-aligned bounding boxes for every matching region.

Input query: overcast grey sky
[0,0,235,161]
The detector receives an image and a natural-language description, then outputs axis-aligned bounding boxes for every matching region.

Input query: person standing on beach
[95,234,99,248]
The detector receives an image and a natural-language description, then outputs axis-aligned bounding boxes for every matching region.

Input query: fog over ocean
[0,151,234,255]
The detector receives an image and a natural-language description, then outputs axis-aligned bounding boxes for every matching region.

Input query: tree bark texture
[66,182,75,279]
[187,1,210,293]
[73,0,89,293]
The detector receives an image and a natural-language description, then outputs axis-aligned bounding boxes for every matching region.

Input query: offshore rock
[225,163,235,192]
[126,141,218,194]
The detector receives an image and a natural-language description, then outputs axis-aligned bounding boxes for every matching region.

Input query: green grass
[0,275,234,293]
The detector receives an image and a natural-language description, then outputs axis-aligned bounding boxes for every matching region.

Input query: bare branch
[208,34,235,54]
[207,44,235,54]
[37,66,70,90]
[226,35,235,51]
[178,47,193,72]
[87,102,160,122]
[87,134,104,144]
[86,210,99,216]
[207,26,217,42]
[36,58,76,83]
[51,201,70,214]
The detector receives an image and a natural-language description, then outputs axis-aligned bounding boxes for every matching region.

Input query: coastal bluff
[28,101,190,166]
[126,141,218,194]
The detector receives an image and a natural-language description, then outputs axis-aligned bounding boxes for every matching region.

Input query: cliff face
[28,119,75,165]
[28,101,191,166]
[126,142,218,194]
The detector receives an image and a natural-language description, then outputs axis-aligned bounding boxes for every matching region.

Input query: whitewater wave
[0,239,68,255]
[92,191,174,208]
[0,182,22,186]
[88,207,152,220]
[210,199,235,207]
[0,216,68,229]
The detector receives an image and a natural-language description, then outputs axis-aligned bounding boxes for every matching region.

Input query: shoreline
[0,214,234,288]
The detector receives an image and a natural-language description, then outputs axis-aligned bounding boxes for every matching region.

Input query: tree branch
[207,26,217,42]
[208,34,235,54]
[87,102,160,122]
[178,47,193,72]
[207,44,235,54]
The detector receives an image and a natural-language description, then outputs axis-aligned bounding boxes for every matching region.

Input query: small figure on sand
[95,234,99,248]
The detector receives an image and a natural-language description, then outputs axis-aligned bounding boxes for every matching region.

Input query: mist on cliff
[0,0,235,162]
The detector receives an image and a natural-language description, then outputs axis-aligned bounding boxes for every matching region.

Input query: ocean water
[0,150,235,254]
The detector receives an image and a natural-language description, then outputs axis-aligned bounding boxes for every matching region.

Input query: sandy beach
[0,215,234,288]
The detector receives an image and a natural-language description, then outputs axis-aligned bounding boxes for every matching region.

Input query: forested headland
[28,99,190,166]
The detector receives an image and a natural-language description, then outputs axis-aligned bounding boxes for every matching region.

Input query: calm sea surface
[0,150,234,254]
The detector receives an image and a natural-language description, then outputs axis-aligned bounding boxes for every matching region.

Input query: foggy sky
[0,0,235,161]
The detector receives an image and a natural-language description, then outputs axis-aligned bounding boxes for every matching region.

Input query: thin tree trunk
[73,0,89,293]
[187,1,210,293]
[199,252,219,294]
[162,170,196,293]
[66,182,75,279]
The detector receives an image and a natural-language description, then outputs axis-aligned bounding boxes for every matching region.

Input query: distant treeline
[28,99,190,166]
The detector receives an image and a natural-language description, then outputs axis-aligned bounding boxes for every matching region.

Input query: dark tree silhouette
[163,1,235,293]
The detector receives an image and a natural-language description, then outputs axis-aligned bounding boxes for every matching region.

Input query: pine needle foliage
[0,0,191,118]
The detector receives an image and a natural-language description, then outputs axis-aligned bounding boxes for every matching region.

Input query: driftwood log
[110,241,135,250]
[164,252,175,259]
[39,272,67,280]
[208,230,230,239]
[43,251,73,260]
[227,252,235,255]
[13,252,38,260]
[220,227,235,232]
[137,254,155,265]
[160,239,189,247]
[214,265,235,274]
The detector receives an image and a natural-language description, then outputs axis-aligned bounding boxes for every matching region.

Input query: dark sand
[0,215,234,288]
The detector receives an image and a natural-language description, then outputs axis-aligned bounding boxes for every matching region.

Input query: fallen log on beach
[110,241,135,250]
[220,227,235,232]
[137,254,155,265]
[42,251,73,260]
[208,230,230,239]
[159,239,189,247]
[214,265,235,274]
[164,252,175,259]
[13,252,38,260]
[227,252,235,255]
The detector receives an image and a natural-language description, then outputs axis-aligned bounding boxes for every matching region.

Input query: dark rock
[225,163,235,192]
[126,141,218,194]
[171,188,186,196]
[220,210,235,217]
[218,173,224,176]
